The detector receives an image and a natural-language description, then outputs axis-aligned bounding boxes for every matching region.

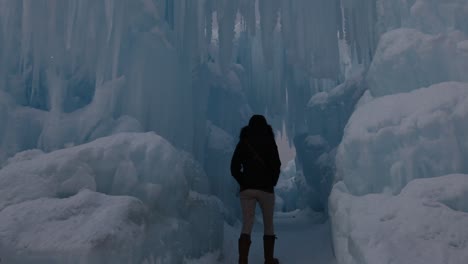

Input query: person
[230,115,281,264]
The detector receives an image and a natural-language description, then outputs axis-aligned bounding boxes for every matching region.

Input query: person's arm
[271,141,281,186]
[230,142,243,185]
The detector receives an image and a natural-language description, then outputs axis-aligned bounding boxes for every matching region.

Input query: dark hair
[248,114,268,128]
[240,114,274,140]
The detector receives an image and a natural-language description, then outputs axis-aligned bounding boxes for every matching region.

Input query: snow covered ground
[188,209,337,264]
[330,174,468,264]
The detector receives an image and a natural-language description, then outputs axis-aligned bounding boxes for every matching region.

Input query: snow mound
[0,132,199,213]
[0,189,146,263]
[0,132,223,262]
[337,82,468,195]
[377,0,468,35]
[0,91,45,165]
[367,28,468,97]
[330,174,468,264]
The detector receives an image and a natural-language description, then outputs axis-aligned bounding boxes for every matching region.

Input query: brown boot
[238,233,251,264]
[263,235,279,264]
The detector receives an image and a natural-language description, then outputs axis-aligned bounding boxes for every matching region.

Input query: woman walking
[230,115,281,264]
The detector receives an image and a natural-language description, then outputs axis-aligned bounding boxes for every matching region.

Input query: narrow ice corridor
[187,210,337,264]
[1,1,467,263]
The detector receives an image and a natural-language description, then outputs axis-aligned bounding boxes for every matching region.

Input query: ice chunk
[184,191,224,258]
[330,174,468,264]
[376,0,468,35]
[0,189,147,264]
[58,165,97,197]
[276,165,316,212]
[307,73,367,147]
[336,82,468,195]
[0,132,223,261]
[354,90,374,109]
[0,132,196,212]
[38,77,128,151]
[4,149,44,166]
[204,122,238,222]
[367,28,468,97]
[0,91,45,165]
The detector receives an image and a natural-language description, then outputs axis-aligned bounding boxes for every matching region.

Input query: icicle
[65,0,77,50]
[217,0,239,72]
[239,0,256,35]
[111,1,123,80]
[342,0,378,65]
[21,0,32,75]
[104,0,114,43]
[258,0,280,69]
[197,0,207,62]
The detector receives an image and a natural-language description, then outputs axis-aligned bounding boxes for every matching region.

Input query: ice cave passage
[0,1,468,263]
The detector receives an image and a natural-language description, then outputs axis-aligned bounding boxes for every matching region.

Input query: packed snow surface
[330,174,468,264]
[367,29,468,97]
[0,189,146,263]
[196,209,336,264]
[337,82,468,196]
[0,132,223,263]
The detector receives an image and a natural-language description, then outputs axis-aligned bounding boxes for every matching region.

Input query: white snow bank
[330,174,468,264]
[0,132,203,213]
[0,91,45,165]
[367,28,468,97]
[0,132,223,262]
[337,82,468,195]
[377,0,468,35]
[0,189,146,263]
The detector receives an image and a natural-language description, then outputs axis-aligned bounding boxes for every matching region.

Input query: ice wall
[331,0,468,196]
[0,0,363,161]
[368,29,468,97]
[4,0,467,262]
[330,0,468,263]
[0,0,213,159]
[337,82,468,196]
[0,1,365,261]
[0,0,368,219]
[330,174,468,264]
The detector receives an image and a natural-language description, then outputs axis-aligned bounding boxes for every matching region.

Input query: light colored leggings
[240,189,275,235]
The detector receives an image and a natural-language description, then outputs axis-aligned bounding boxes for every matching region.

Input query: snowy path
[221,210,337,264]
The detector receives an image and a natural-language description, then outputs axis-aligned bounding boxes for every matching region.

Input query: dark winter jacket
[230,124,281,193]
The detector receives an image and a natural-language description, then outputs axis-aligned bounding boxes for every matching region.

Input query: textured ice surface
[275,160,316,212]
[0,0,358,159]
[0,133,223,262]
[204,122,239,222]
[330,174,468,264]
[329,2,468,262]
[367,29,468,97]
[376,0,468,35]
[0,91,45,164]
[336,82,468,196]
[0,189,146,263]
[307,72,367,147]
